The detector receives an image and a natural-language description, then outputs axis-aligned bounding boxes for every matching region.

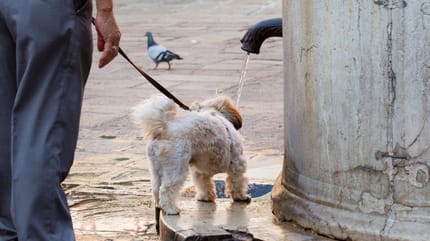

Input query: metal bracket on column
[375,143,411,161]
[375,151,409,160]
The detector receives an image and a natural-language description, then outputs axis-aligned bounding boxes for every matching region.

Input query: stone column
[272,1,430,240]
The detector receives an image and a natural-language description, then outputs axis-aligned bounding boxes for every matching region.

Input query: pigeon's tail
[174,53,183,60]
[132,95,177,139]
[162,50,183,61]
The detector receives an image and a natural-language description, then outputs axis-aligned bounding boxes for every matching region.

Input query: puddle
[214,180,273,199]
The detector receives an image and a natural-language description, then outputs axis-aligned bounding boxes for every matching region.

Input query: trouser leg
[0,8,18,241]
[4,1,93,240]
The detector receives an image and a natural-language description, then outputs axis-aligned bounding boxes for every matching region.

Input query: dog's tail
[132,95,177,139]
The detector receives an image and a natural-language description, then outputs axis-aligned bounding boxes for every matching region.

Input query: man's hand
[94,0,121,68]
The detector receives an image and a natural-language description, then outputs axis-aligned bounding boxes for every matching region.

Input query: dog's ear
[195,96,243,130]
[216,97,242,130]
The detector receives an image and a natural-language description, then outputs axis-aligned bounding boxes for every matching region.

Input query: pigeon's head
[144,32,153,37]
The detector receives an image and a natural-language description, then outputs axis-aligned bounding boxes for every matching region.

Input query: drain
[215,180,273,199]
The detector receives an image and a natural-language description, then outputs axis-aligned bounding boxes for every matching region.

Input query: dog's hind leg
[191,169,216,202]
[147,142,162,208]
[152,175,162,234]
[151,172,161,208]
[158,158,189,215]
[147,142,163,232]
[226,156,251,202]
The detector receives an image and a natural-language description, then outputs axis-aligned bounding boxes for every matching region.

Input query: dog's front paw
[162,206,181,215]
[196,192,216,202]
[233,195,251,204]
[197,197,216,202]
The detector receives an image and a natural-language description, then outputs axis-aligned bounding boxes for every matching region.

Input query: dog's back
[132,95,177,139]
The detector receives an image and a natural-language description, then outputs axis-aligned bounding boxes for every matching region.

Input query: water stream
[235,53,250,106]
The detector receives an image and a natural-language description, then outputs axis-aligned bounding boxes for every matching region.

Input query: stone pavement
[63,0,321,240]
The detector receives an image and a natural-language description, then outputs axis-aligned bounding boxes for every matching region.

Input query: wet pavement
[159,194,332,241]
[63,0,311,240]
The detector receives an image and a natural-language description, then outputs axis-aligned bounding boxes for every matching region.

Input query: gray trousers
[0,1,93,240]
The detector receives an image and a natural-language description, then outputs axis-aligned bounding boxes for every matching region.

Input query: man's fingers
[94,14,121,68]
[98,41,118,68]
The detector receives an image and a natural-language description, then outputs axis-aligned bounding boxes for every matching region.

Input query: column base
[271,174,430,241]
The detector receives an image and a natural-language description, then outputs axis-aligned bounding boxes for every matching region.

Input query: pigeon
[144,32,183,70]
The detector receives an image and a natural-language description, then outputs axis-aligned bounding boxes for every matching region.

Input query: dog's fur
[132,95,250,215]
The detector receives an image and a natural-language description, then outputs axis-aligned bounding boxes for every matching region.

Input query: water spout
[240,18,282,54]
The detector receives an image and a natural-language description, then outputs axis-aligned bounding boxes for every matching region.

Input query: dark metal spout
[240,18,282,54]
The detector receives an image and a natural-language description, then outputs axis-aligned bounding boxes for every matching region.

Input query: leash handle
[91,17,190,111]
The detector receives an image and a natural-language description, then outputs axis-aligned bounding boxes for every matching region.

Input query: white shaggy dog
[132,95,250,215]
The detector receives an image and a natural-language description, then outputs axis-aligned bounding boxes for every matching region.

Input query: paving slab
[159,195,332,241]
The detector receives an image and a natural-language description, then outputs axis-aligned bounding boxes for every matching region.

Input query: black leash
[117,48,190,110]
[91,18,190,111]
